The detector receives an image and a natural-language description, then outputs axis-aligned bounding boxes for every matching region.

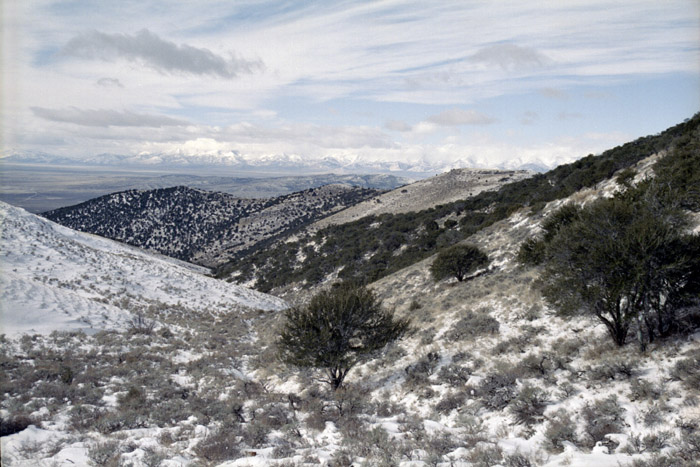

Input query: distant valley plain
[0,163,414,212]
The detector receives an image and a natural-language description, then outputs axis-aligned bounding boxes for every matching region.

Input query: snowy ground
[0,201,286,336]
[1,161,699,466]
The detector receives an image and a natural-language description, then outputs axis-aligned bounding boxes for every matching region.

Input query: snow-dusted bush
[586,357,638,382]
[466,443,503,466]
[437,363,472,386]
[87,440,121,466]
[509,383,550,426]
[404,351,440,389]
[629,378,664,402]
[670,348,700,391]
[493,335,531,355]
[194,429,243,463]
[542,408,577,453]
[503,451,535,467]
[434,390,467,414]
[517,352,557,379]
[477,363,521,410]
[445,310,500,341]
[580,395,627,449]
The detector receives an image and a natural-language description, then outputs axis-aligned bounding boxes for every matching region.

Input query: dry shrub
[194,429,242,463]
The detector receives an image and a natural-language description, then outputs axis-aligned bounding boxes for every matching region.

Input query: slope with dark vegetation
[222,113,700,292]
[43,184,381,268]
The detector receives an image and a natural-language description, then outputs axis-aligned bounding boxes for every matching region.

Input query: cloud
[384,120,412,132]
[96,77,123,88]
[521,111,538,125]
[31,107,189,127]
[221,122,393,149]
[558,111,583,120]
[539,88,568,99]
[471,43,551,70]
[426,109,496,126]
[61,29,263,78]
[584,90,613,100]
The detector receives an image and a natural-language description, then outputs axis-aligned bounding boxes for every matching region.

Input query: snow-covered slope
[0,201,287,336]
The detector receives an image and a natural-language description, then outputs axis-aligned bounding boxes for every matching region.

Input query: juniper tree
[278,283,411,390]
[430,244,489,282]
[540,186,700,349]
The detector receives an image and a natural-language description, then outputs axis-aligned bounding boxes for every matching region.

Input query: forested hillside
[43,184,380,267]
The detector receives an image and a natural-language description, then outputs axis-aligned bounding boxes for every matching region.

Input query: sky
[1,0,699,171]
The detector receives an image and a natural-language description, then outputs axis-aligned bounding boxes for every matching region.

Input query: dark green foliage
[430,244,489,282]
[516,238,546,266]
[539,188,700,348]
[278,284,411,390]
[517,203,582,266]
[0,415,34,437]
[653,125,700,211]
[540,204,582,242]
[616,168,637,187]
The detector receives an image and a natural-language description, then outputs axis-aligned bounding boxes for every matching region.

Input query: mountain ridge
[1,149,550,175]
[42,184,381,267]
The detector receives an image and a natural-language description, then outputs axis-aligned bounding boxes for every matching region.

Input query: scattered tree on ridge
[278,283,411,390]
[430,244,489,282]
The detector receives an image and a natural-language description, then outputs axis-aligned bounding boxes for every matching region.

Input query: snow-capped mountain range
[0,149,551,174]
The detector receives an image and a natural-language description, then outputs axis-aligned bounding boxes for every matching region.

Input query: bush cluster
[445,310,500,341]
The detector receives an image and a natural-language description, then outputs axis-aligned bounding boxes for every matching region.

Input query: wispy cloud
[60,29,263,78]
[96,77,123,88]
[539,88,568,100]
[558,111,583,121]
[3,0,698,171]
[521,111,539,125]
[426,109,496,126]
[384,120,413,132]
[31,107,189,127]
[471,43,551,71]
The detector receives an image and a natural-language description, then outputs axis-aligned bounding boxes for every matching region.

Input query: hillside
[42,184,380,267]
[221,113,700,293]
[0,201,286,336]
[312,168,532,229]
[2,137,699,466]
